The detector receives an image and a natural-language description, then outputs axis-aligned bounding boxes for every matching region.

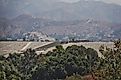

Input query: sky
[60,0,121,5]
[60,0,80,3]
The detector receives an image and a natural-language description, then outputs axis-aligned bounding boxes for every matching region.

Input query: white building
[23,31,55,42]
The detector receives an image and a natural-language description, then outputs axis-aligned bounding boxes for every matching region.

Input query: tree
[65,74,83,80]
[32,45,100,80]
[95,40,121,80]
[0,60,22,80]
[3,41,121,80]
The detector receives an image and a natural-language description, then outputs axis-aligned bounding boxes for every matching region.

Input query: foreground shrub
[1,40,121,80]
[32,45,99,80]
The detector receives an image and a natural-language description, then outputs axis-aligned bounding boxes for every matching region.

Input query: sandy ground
[0,41,114,56]
[0,41,53,55]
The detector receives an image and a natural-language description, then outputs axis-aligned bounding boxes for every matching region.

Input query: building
[23,31,55,42]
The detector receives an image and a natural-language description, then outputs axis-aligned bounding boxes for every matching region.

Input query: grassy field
[0,41,28,55]
[0,41,114,56]
[0,41,53,55]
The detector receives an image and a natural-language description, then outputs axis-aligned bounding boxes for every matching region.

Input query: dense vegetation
[0,40,121,80]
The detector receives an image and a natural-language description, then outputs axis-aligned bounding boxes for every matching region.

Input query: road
[21,42,32,51]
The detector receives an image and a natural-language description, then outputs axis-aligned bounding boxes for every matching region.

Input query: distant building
[6,38,12,41]
[17,39,23,41]
[23,31,55,42]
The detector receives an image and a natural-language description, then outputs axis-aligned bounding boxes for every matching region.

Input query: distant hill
[0,18,17,38]
[1,0,121,40]
[0,14,121,40]
[1,0,121,23]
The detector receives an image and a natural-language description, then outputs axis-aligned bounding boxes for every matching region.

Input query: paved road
[0,41,53,55]
[21,42,32,51]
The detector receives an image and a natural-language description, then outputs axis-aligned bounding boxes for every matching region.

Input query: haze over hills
[0,0,121,40]
[0,0,121,23]
[0,14,121,40]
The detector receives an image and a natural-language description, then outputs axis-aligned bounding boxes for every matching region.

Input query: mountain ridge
[0,0,121,40]
[0,0,121,23]
[0,14,121,40]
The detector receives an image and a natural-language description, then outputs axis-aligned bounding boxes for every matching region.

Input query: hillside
[10,14,121,40]
[1,0,121,23]
[0,14,121,40]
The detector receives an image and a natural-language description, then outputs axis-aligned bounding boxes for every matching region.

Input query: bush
[1,40,121,80]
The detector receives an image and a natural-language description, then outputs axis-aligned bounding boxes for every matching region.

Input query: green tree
[95,40,121,80]
[0,60,22,80]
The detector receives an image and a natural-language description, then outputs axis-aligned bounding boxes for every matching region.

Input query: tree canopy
[0,40,121,80]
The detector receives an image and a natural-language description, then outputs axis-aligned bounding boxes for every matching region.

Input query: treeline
[0,40,121,80]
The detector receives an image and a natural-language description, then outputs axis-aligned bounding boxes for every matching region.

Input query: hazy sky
[60,0,80,3]
[97,0,121,5]
[60,0,121,5]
